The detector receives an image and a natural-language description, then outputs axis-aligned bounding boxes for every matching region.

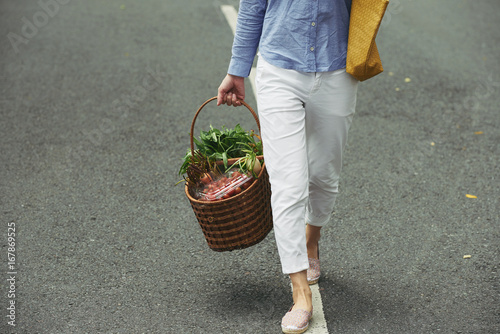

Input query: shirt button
[310,47,315,51]
[311,22,316,26]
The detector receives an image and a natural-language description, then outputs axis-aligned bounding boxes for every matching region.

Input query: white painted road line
[220,5,238,35]
[309,284,329,333]
[220,5,329,334]
[248,67,257,102]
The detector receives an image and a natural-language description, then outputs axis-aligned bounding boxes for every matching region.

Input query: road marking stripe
[309,284,328,333]
[248,67,257,101]
[220,5,238,35]
[220,5,329,334]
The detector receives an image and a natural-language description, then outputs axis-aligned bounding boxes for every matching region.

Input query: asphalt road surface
[1,0,499,333]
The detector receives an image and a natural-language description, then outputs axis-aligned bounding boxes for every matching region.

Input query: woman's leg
[306,224,321,259]
[289,270,313,311]
[303,69,358,282]
[256,56,313,275]
[304,68,359,231]
[255,57,358,312]
[255,56,313,312]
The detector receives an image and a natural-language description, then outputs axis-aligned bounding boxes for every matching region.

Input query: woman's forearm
[228,0,267,77]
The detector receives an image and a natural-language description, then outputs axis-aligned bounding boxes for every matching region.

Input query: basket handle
[189,96,261,156]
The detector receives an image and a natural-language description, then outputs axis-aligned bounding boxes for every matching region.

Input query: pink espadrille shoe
[281,307,313,334]
[307,257,320,285]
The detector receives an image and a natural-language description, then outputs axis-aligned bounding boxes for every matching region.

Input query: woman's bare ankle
[306,224,321,259]
[292,287,312,312]
[289,271,313,312]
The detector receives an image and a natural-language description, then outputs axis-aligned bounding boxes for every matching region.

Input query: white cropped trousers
[255,56,359,274]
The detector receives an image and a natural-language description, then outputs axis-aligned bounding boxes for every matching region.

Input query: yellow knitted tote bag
[346,0,390,81]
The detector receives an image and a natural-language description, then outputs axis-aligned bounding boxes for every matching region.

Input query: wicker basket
[184,97,273,252]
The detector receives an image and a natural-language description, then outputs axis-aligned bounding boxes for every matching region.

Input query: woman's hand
[217,74,245,107]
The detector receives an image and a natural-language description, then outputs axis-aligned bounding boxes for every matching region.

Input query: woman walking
[217,1,358,332]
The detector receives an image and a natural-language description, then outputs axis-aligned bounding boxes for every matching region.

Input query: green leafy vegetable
[179,124,263,176]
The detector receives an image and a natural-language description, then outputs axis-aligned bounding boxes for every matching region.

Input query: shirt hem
[260,52,347,74]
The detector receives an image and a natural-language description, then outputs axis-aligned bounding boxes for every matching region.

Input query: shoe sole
[281,323,309,334]
[307,277,319,285]
[281,313,313,333]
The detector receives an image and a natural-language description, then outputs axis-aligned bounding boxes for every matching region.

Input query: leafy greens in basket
[178,124,263,177]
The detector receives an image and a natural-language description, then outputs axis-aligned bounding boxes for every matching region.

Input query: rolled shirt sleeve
[228,0,267,77]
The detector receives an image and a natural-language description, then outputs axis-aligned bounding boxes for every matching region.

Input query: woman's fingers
[231,92,241,107]
[216,74,245,107]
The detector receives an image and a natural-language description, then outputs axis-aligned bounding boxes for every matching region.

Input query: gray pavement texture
[1,0,499,333]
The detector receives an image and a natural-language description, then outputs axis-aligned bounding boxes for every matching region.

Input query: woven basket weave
[346,0,389,81]
[184,97,273,252]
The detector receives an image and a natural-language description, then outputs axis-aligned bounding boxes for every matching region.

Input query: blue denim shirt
[228,0,352,77]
